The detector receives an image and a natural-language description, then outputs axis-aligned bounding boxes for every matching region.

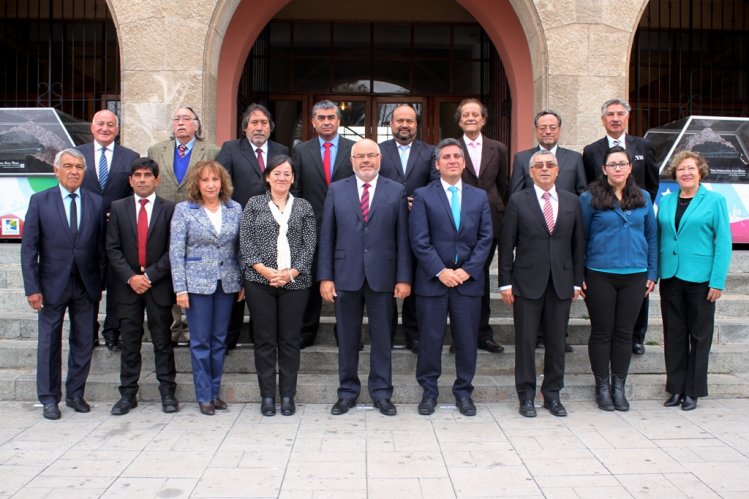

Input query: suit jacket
[657,184,732,289]
[510,146,587,196]
[317,176,411,292]
[21,186,106,304]
[148,139,220,203]
[216,138,289,207]
[169,199,243,295]
[582,135,659,200]
[291,135,355,229]
[499,188,585,300]
[459,136,509,238]
[106,195,176,307]
[76,142,140,213]
[409,181,493,297]
[377,139,438,196]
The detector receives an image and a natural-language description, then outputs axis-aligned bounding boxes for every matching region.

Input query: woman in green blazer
[657,150,732,411]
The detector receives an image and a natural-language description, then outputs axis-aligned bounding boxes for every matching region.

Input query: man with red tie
[106,158,178,415]
[292,100,355,348]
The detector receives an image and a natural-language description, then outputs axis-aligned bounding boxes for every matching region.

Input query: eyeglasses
[172,115,196,123]
[536,125,559,132]
[532,162,558,170]
[352,153,380,160]
[605,162,630,170]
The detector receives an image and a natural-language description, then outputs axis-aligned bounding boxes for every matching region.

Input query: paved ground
[1,398,749,498]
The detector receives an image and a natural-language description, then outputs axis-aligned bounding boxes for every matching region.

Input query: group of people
[20,97,732,421]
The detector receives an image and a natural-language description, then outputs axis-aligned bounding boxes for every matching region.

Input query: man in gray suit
[292,100,356,348]
[148,106,219,344]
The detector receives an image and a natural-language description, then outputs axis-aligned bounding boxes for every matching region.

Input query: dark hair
[534,109,562,128]
[129,157,160,178]
[311,100,342,119]
[241,103,275,132]
[588,146,645,211]
[434,137,464,161]
[454,98,488,123]
[263,154,295,189]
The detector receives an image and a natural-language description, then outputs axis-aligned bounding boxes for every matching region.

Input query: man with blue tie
[21,148,106,419]
[76,110,139,350]
[378,104,438,353]
[318,139,411,416]
[409,138,493,416]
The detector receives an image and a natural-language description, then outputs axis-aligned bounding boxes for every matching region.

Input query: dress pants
[245,282,308,398]
[335,280,394,401]
[300,247,322,345]
[226,298,253,348]
[478,239,497,343]
[390,252,419,346]
[416,289,480,399]
[632,296,649,345]
[184,281,235,403]
[514,279,570,402]
[170,304,189,343]
[90,273,119,343]
[584,269,646,378]
[37,271,95,405]
[118,291,176,398]
[660,277,716,398]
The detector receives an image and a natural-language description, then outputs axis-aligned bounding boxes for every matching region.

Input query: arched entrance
[213,0,538,153]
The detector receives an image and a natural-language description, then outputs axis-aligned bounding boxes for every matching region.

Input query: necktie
[360,183,370,222]
[323,142,332,185]
[542,191,555,234]
[256,148,265,172]
[613,139,621,147]
[398,144,409,174]
[178,144,187,158]
[448,185,460,229]
[98,148,109,190]
[469,142,481,176]
[137,199,148,269]
[69,193,78,239]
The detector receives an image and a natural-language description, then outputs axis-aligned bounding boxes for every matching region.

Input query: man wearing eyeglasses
[318,139,411,416]
[292,100,355,348]
[216,103,289,351]
[499,150,585,418]
[583,99,658,356]
[148,106,219,345]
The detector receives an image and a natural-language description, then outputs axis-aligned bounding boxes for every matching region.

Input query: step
[3,368,748,404]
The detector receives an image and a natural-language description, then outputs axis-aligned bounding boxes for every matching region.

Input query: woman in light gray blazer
[170,160,243,415]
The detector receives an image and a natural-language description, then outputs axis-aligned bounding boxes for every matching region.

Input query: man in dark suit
[21,148,106,420]
[456,98,509,354]
[510,110,586,196]
[499,150,585,418]
[318,139,411,416]
[148,105,220,345]
[217,103,289,350]
[76,109,139,350]
[107,158,178,416]
[292,100,356,348]
[410,138,493,417]
[582,98,659,355]
[378,104,438,353]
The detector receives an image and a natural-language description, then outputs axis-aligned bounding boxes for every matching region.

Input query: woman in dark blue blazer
[657,150,732,411]
[580,146,657,412]
[170,160,243,415]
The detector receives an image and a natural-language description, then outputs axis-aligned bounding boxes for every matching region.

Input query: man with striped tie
[76,109,139,350]
[499,150,585,418]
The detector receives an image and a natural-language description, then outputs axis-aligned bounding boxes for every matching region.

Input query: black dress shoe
[565,343,573,353]
[65,397,91,413]
[212,397,227,410]
[281,396,295,416]
[407,340,419,354]
[632,343,645,355]
[478,339,504,353]
[331,398,357,415]
[543,399,567,417]
[299,338,314,350]
[519,400,537,418]
[455,397,477,416]
[261,397,276,416]
[449,344,455,353]
[111,396,137,416]
[681,395,697,411]
[43,403,61,420]
[418,396,437,415]
[373,399,397,416]
[199,402,215,416]
[162,394,179,413]
[535,338,544,349]
[663,393,683,407]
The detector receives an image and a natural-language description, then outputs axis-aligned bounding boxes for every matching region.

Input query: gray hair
[534,109,562,128]
[434,138,464,160]
[601,99,631,116]
[53,148,86,169]
[529,149,557,166]
[311,100,342,120]
[169,105,205,141]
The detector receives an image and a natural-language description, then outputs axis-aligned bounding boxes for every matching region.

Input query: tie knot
[363,183,370,190]
[139,198,148,207]
[69,193,77,200]
[256,148,262,154]
[399,144,409,152]
[470,141,479,148]
[448,185,458,194]
[101,147,107,154]
[323,142,332,150]
[542,191,550,200]
[178,144,187,153]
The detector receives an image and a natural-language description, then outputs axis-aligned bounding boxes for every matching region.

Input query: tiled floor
[1,398,748,498]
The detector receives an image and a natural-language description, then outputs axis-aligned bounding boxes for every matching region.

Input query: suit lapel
[126,196,138,239]
[367,177,387,221]
[190,203,218,238]
[436,182,458,232]
[148,197,162,238]
[240,139,263,177]
[460,138,478,181]
[479,141,495,179]
[384,142,405,180]
[525,189,550,233]
[53,188,75,245]
[344,178,365,224]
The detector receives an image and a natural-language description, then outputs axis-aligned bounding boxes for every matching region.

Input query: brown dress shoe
[213,398,228,410]
[199,402,215,416]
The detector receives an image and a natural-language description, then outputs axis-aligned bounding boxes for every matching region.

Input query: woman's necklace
[678,197,692,206]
